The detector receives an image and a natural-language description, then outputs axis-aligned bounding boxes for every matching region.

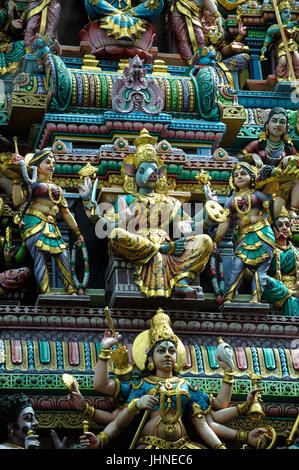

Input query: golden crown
[277,204,291,219]
[132,129,160,170]
[148,308,178,350]
[277,0,291,12]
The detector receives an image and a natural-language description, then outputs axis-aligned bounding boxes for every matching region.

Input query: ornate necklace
[234,189,254,225]
[266,138,284,157]
[2,442,24,449]
[47,182,63,214]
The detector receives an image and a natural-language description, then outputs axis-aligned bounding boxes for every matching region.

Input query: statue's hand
[137,395,159,411]
[24,433,40,449]
[101,330,121,349]
[118,197,135,223]
[79,431,99,449]
[78,177,92,201]
[238,21,247,37]
[50,429,68,449]
[216,357,233,373]
[215,16,223,34]
[12,18,23,29]
[246,387,263,406]
[173,237,186,255]
[159,238,186,255]
[178,220,193,236]
[248,428,268,448]
[67,381,86,411]
[251,153,263,168]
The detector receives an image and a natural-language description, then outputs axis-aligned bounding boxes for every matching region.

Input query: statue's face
[280,8,292,23]
[152,340,177,372]
[135,161,159,189]
[38,156,55,178]
[11,406,38,443]
[267,113,287,139]
[233,166,251,190]
[276,216,292,239]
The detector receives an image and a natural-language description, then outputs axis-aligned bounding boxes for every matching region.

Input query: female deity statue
[213,162,285,303]
[79,309,269,449]
[84,0,164,42]
[79,129,213,299]
[260,0,298,80]
[0,394,40,449]
[12,148,84,295]
[262,205,299,316]
[240,107,299,219]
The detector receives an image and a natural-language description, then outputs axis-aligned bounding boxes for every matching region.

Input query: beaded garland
[209,245,225,304]
[71,241,90,290]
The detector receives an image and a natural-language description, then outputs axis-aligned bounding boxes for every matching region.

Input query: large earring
[174,362,179,372]
[148,359,154,371]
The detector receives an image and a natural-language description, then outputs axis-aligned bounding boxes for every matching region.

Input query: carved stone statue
[0,394,40,449]
[0,0,25,76]
[260,0,299,80]
[18,0,61,51]
[80,0,163,61]
[111,55,164,114]
[240,107,299,219]
[169,0,223,63]
[79,309,272,449]
[79,129,213,299]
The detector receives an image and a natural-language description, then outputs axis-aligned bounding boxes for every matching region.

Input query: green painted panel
[39,341,51,364]
[206,345,219,369]
[263,348,276,371]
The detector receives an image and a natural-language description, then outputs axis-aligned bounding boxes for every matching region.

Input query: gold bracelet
[223,370,234,384]
[168,241,176,255]
[72,227,82,237]
[213,11,221,18]
[82,200,91,206]
[127,398,140,416]
[237,401,250,416]
[236,430,249,442]
[98,348,111,361]
[83,402,95,419]
[215,443,227,449]
[96,431,109,449]
[214,233,223,245]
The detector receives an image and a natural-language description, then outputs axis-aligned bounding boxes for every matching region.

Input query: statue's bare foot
[174,283,197,299]
[249,293,258,303]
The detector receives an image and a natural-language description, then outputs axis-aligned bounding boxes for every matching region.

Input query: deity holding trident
[260,0,299,86]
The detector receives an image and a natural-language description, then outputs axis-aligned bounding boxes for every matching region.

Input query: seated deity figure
[79,129,213,299]
[79,309,270,450]
[240,107,299,219]
[84,0,164,42]
[260,0,298,80]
